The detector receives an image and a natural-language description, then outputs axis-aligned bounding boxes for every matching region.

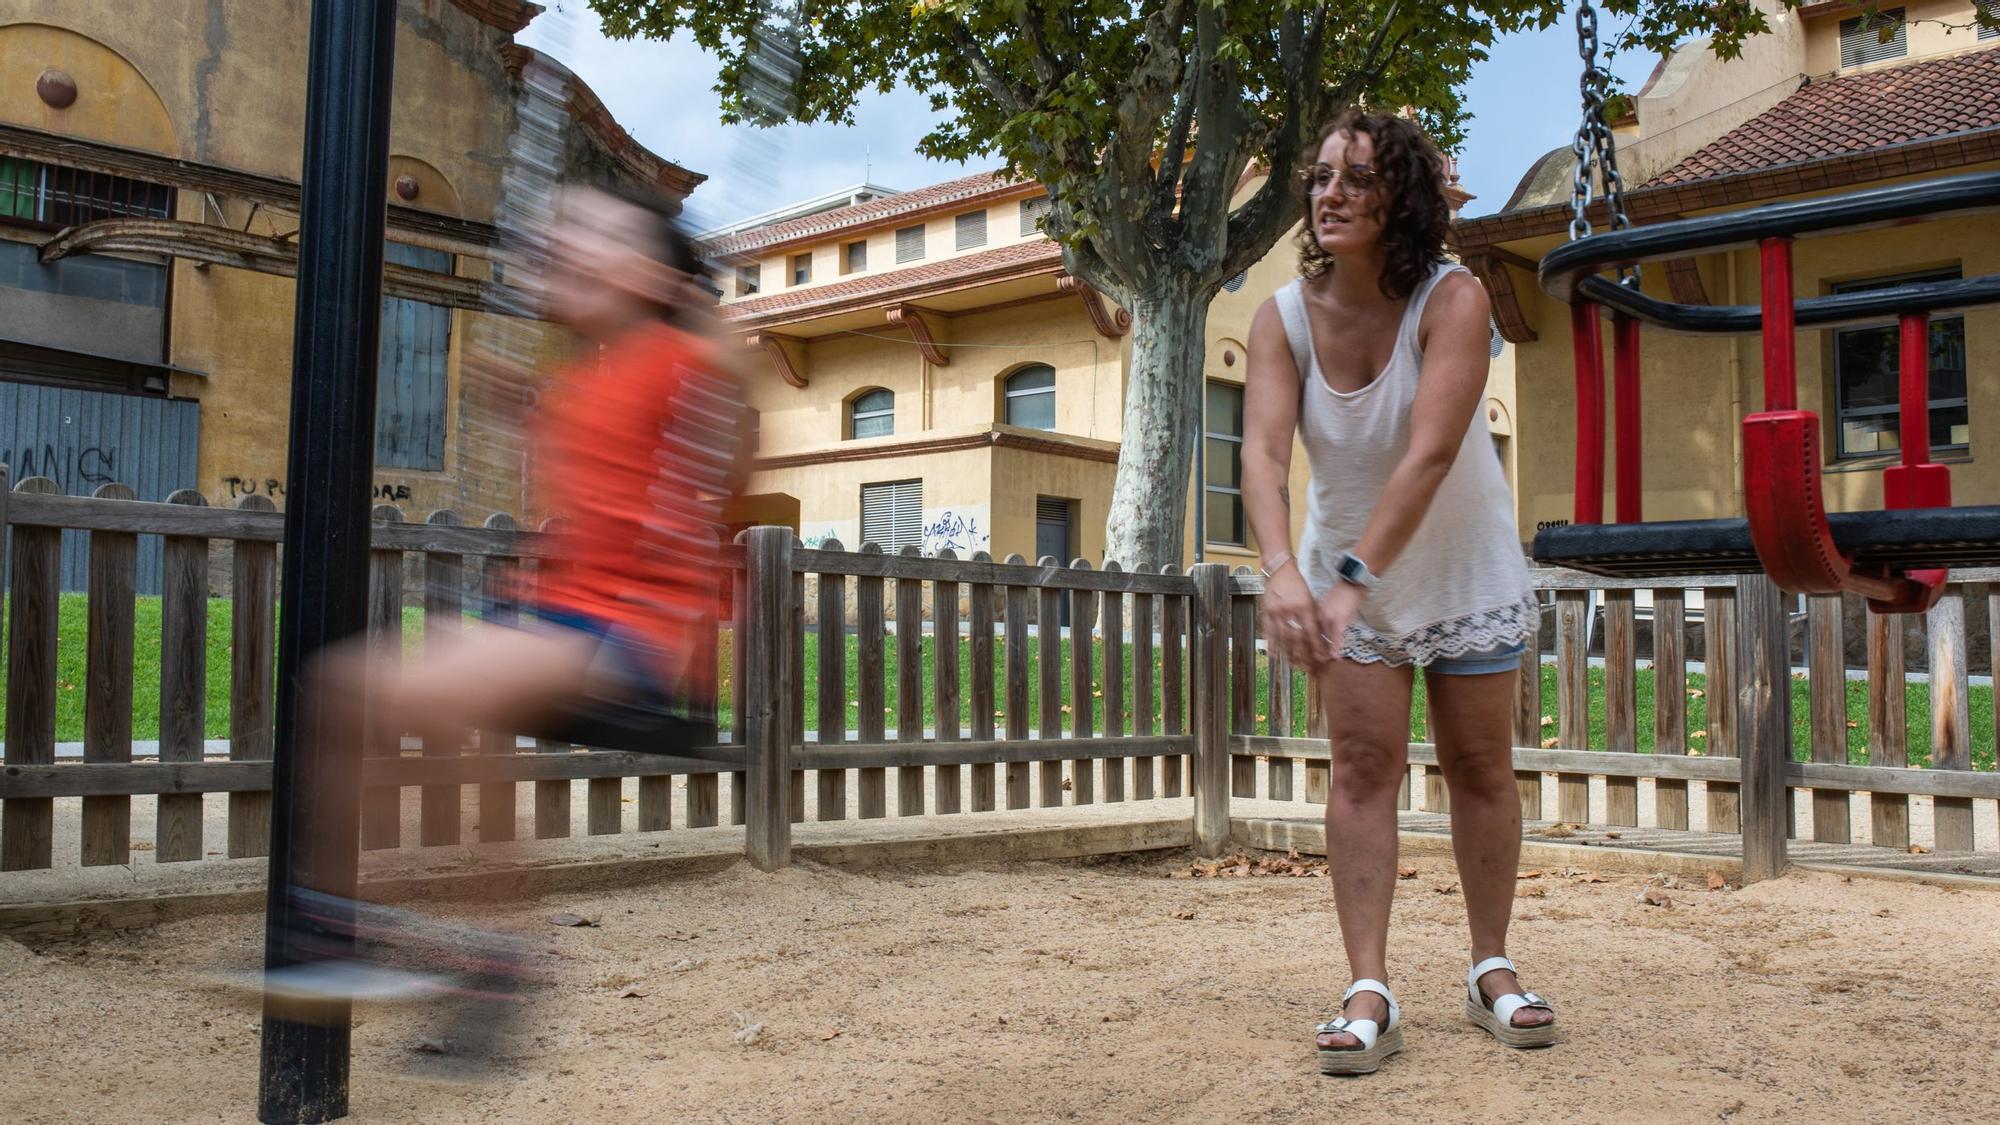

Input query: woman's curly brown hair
[1293,109,1452,301]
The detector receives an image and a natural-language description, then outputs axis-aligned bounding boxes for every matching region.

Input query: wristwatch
[1335,550,1379,591]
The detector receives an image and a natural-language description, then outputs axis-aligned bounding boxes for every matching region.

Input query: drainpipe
[1726,250,1746,516]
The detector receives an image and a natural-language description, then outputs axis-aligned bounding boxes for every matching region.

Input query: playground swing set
[1530,1,2000,606]
[247,1,1999,1121]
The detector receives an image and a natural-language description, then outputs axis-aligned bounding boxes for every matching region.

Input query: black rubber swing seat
[1533,506,2000,579]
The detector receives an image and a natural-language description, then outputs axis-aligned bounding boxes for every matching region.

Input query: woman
[1241,110,1551,1075]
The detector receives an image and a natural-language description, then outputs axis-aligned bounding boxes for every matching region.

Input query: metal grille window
[895,224,925,264]
[1204,381,1246,546]
[861,479,923,551]
[792,252,812,286]
[955,209,987,251]
[1222,270,1247,293]
[0,157,172,227]
[374,242,453,471]
[1003,364,1056,430]
[1019,194,1051,236]
[735,263,760,297]
[849,387,894,439]
[1839,8,1906,67]
[844,239,867,274]
[1980,0,1998,39]
[1832,269,1968,459]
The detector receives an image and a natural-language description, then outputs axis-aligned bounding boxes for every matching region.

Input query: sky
[520,3,1669,231]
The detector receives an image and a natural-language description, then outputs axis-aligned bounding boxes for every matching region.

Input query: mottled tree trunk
[1103,281,1210,570]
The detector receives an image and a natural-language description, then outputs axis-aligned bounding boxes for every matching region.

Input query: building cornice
[751,427,1119,472]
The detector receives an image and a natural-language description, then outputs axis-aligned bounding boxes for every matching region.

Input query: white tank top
[1273,262,1536,666]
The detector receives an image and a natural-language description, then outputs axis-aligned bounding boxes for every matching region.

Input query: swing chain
[1568,0,1638,284]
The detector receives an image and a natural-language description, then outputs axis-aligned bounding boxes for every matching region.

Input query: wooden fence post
[1737,574,1790,883]
[82,483,138,867]
[1867,610,1909,847]
[1190,563,1231,856]
[1652,587,1689,830]
[816,540,849,821]
[0,471,41,871]
[1554,589,1591,824]
[1928,586,1974,852]
[158,489,209,863]
[1807,595,1851,843]
[232,495,280,856]
[743,527,793,869]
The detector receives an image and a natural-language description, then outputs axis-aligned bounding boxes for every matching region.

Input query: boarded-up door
[1,381,201,593]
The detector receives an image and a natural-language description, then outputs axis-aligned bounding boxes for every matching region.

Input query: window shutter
[895,224,925,264]
[955,210,987,251]
[1980,0,1997,39]
[845,240,867,273]
[1035,496,1070,524]
[862,480,924,551]
[1839,10,1906,66]
[1018,194,1051,237]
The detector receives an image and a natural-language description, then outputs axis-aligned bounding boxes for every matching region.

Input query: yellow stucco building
[712,157,1506,569]
[1452,0,1999,542]
[1,0,698,582]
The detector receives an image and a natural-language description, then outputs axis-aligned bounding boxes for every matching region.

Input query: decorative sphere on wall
[394,175,420,201]
[37,69,79,109]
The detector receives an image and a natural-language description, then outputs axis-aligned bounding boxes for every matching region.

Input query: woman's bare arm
[1241,299,1304,569]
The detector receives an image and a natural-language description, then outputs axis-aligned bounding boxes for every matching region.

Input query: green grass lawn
[2,595,1991,770]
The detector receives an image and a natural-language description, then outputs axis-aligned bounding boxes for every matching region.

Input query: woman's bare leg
[1314,658,1415,1049]
[1426,666,1550,1028]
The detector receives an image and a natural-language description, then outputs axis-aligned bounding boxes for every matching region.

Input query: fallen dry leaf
[1520,885,1548,899]
[1641,887,1674,909]
[669,958,699,973]
[1540,824,1576,838]
[1688,688,1706,699]
[549,912,596,928]
[1604,831,1622,840]
[617,985,650,999]
[1571,872,1607,884]
[819,1029,842,1041]
[1706,871,1729,892]
[1909,844,1933,855]
[1517,870,1543,879]
[1061,778,1074,791]
[1540,737,1560,749]
[732,1013,764,1047]
[1540,715,1555,727]
[1172,910,1196,921]
[1434,882,1460,895]
[1397,866,1419,880]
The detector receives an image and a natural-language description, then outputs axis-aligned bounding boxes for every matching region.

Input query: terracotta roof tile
[704,170,1037,257]
[1646,48,2000,187]
[720,238,1063,322]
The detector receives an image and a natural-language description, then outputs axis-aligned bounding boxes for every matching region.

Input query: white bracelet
[1260,550,1295,579]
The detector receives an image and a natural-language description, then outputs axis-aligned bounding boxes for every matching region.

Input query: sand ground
[4,848,1998,1124]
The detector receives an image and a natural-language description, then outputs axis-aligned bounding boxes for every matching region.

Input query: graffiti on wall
[922,508,989,556]
[6,443,117,493]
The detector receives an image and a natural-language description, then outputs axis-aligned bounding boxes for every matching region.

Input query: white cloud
[517,9,978,231]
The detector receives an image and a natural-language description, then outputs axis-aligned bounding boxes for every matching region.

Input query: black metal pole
[257,1,397,1121]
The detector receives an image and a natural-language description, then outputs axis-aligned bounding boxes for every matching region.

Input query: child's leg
[346,620,605,742]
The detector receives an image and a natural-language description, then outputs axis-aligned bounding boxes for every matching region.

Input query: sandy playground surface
[4,850,1999,1123]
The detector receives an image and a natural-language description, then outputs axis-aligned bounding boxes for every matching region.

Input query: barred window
[0,157,173,227]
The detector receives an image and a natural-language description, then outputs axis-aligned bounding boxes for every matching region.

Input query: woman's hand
[1312,581,1366,667]
[1262,563,1321,669]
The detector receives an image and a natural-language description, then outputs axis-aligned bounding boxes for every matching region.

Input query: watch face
[1338,556,1362,580]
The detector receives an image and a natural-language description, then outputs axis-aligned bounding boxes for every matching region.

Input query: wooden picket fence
[3,468,1997,880]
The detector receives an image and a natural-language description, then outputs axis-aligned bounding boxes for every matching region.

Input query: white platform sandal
[1465,955,1556,1048]
[1314,979,1403,1075]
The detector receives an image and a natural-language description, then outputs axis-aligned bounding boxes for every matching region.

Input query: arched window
[849,387,894,439]
[1003,364,1056,430]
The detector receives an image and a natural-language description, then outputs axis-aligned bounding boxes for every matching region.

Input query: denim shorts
[1425,640,1529,677]
[521,606,720,755]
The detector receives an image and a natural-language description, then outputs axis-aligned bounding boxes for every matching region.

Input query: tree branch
[1015,0,1065,90]
[938,14,1033,119]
